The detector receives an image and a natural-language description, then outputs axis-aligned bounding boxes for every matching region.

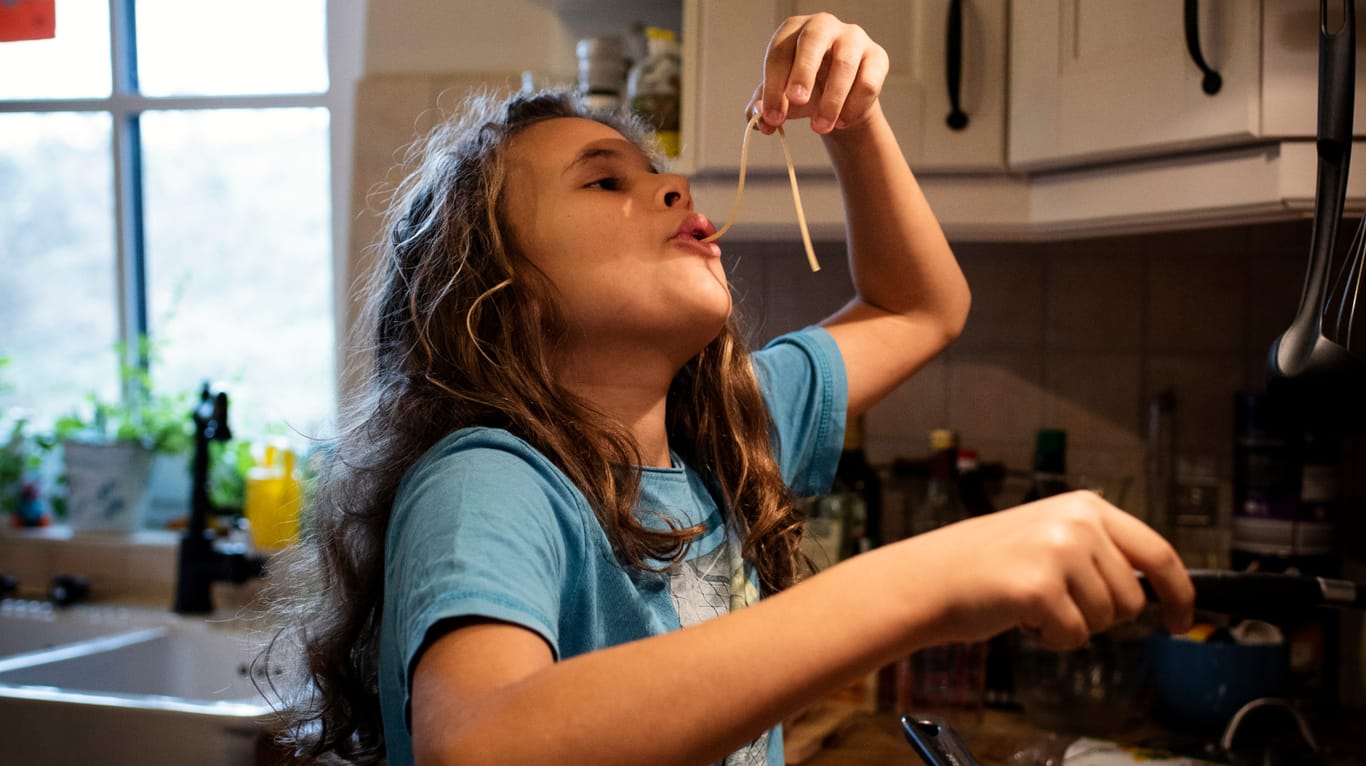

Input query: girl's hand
[754,12,890,136]
[898,490,1195,651]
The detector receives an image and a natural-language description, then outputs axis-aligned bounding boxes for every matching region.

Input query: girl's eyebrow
[561,139,654,177]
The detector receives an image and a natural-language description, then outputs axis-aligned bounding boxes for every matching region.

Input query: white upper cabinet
[1009,0,1264,169]
[1009,0,1366,171]
[683,0,1008,176]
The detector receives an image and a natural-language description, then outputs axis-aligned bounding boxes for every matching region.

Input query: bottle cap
[1035,428,1066,453]
[957,447,979,470]
[1034,428,1067,473]
[844,415,865,450]
[930,428,958,452]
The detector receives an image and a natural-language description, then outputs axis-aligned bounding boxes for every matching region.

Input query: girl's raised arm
[755,13,972,417]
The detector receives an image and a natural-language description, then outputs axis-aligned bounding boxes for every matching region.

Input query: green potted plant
[0,357,53,527]
[53,338,195,533]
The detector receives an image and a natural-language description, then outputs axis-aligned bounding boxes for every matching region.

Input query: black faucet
[173,384,266,614]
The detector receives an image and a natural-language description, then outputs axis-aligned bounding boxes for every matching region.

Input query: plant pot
[63,440,155,533]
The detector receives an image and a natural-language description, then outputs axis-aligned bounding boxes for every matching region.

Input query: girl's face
[503,117,730,370]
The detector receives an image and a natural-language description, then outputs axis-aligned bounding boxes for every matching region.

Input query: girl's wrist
[850,536,954,656]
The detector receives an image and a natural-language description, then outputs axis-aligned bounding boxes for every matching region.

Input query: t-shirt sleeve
[751,325,848,498]
[386,433,584,686]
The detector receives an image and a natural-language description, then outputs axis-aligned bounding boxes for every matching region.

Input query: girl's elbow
[941,283,972,342]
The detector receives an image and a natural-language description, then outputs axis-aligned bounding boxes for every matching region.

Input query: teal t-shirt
[379,326,847,765]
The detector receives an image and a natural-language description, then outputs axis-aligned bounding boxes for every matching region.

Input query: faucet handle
[49,574,90,607]
[194,384,232,441]
[0,572,18,598]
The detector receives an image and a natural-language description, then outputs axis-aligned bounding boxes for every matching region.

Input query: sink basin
[0,600,284,766]
[0,599,167,661]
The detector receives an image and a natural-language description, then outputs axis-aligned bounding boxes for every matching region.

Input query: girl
[270,13,1193,766]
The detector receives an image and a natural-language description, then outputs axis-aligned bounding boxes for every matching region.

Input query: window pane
[135,0,328,97]
[0,0,111,100]
[140,108,334,439]
[0,113,118,424]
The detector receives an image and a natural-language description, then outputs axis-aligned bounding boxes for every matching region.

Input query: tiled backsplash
[343,74,1351,524]
[345,72,1357,530]
[724,219,1332,525]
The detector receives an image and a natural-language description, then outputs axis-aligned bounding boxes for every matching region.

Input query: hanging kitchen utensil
[1268,0,1366,398]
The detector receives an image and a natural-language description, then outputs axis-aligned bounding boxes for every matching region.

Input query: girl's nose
[658,174,691,209]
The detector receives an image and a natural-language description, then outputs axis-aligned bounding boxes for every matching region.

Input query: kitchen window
[0,0,360,439]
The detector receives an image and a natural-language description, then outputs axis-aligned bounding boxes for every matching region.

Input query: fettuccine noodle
[701,113,820,272]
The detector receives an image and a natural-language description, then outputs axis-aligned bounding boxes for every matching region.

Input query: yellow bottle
[243,443,301,551]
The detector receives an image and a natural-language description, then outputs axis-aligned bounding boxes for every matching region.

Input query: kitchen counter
[793,706,1366,765]
[794,707,1052,766]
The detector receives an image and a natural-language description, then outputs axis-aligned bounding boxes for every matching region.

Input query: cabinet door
[685,0,1006,175]
[1009,0,1262,169]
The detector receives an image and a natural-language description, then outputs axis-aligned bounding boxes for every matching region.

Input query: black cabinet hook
[945,0,969,130]
[1184,0,1223,95]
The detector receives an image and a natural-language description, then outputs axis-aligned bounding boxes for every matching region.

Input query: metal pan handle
[1139,569,1366,623]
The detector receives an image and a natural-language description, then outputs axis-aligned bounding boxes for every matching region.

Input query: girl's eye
[585,177,622,191]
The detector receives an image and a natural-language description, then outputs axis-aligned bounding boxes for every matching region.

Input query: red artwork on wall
[0,0,56,43]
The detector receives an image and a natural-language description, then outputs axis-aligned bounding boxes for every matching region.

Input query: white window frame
[0,0,364,402]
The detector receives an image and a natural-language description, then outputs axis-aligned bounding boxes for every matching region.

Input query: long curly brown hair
[261,89,808,763]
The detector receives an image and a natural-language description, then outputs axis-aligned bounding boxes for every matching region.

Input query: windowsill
[1,524,180,547]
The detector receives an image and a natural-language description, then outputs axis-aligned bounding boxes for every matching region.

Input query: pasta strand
[701,113,820,272]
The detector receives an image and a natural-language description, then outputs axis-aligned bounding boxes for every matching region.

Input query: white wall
[364,0,574,79]
[361,0,683,81]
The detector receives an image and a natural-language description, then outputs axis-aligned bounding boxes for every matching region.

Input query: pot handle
[1138,569,1366,622]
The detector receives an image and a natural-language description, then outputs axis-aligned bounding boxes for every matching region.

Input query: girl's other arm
[756,13,971,417]
[412,495,1193,766]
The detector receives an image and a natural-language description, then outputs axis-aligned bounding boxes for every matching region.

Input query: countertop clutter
[788,705,1366,766]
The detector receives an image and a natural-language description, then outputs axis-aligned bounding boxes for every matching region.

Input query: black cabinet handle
[1184,0,1223,95]
[945,0,969,130]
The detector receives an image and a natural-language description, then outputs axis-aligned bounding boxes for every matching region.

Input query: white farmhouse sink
[0,599,166,660]
[0,600,284,766]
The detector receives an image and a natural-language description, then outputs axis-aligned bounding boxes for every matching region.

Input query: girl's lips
[674,235,723,258]
[676,212,717,240]
[673,213,721,258]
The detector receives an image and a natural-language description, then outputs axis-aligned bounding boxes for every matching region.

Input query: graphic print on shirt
[669,542,771,766]
[669,542,730,625]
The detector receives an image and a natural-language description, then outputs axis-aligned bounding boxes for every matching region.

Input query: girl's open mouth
[673,214,721,257]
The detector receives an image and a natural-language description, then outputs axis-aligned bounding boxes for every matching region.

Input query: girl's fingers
[759,14,888,133]
[812,37,861,133]
[1091,528,1149,625]
[835,45,888,130]
[1066,555,1118,635]
[761,16,806,127]
[1098,506,1194,634]
[1021,582,1091,651]
[784,16,839,108]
